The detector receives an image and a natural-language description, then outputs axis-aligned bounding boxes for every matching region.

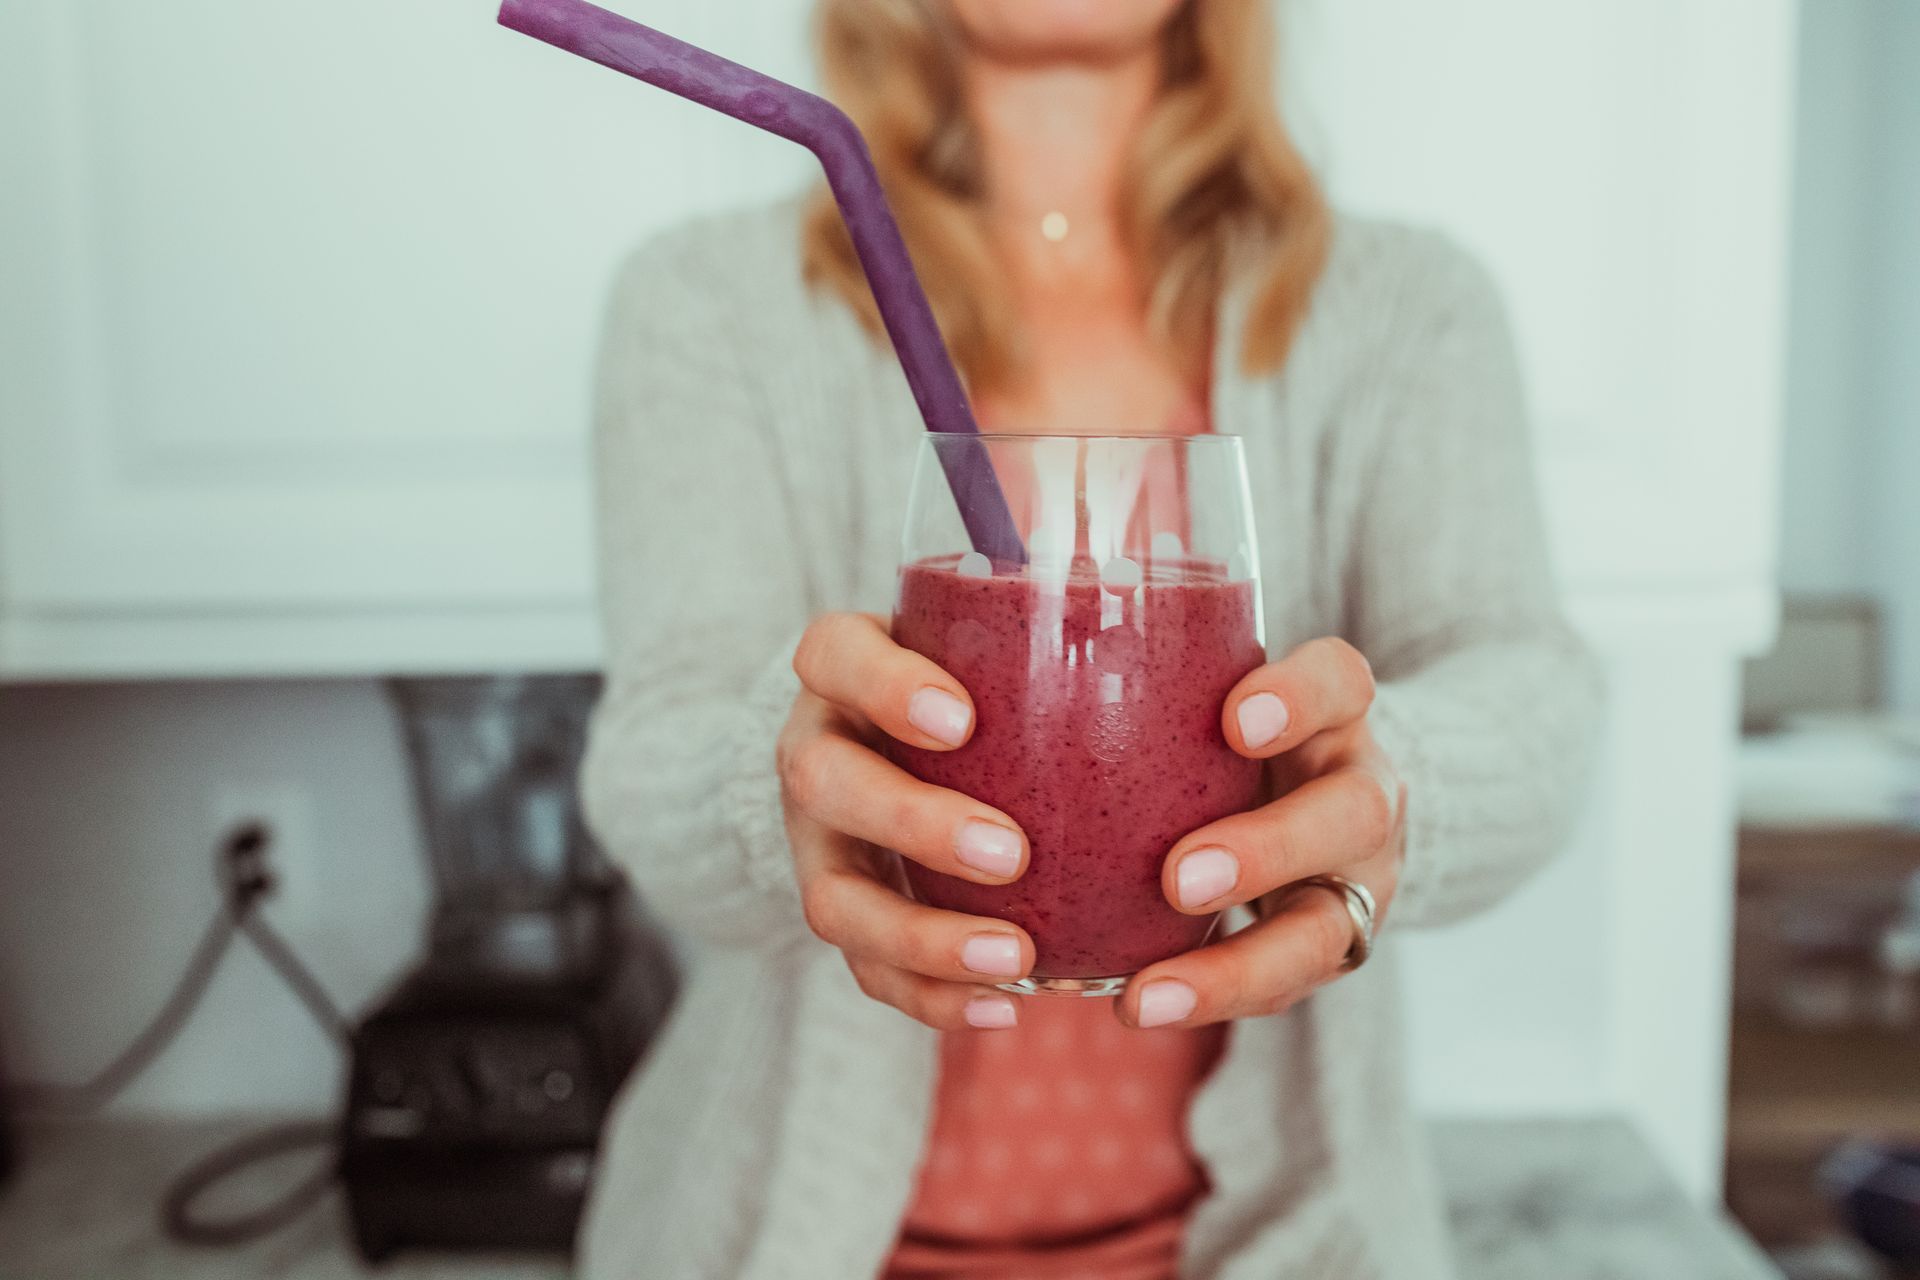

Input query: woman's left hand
[1120,637,1407,1029]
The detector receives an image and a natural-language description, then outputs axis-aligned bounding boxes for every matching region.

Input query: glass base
[998,974,1131,998]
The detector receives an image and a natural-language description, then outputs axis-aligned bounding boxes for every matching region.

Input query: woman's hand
[777,613,1037,1030]
[1120,638,1408,1029]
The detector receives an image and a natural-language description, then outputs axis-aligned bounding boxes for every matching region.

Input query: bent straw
[498,0,1026,564]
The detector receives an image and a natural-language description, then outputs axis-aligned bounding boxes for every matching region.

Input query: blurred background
[0,0,1913,1277]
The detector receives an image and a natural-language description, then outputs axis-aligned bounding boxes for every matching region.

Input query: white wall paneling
[0,0,1794,671]
[0,0,814,676]
[1285,0,1796,1200]
[1287,0,1794,599]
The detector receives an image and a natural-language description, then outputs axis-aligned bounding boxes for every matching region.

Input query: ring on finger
[1294,874,1377,972]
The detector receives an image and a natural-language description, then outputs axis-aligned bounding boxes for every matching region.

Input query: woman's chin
[949,0,1186,66]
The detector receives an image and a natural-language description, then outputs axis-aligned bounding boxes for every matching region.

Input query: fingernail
[962,933,1024,978]
[1176,847,1239,910]
[1236,691,1289,749]
[1136,979,1197,1028]
[965,994,1019,1029]
[909,687,972,747]
[956,820,1022,878]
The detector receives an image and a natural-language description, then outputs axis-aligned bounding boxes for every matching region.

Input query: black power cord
[159,1119,339,1247]
[4,910,240,1115]
[5,822,351,1247]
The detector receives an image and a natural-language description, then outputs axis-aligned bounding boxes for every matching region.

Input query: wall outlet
[206,780,321,923]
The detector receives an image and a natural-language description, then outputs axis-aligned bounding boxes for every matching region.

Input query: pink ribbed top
[886,998,1225,1278]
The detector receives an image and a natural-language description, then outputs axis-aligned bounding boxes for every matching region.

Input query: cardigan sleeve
[1344,235,1605,928]
[578,237,815,952]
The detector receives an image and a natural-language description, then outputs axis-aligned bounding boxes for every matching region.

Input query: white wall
[1858,6,1920,713]
[1779,2,1877,597]
[0,681,428,1113]
[1777,1,1920,710]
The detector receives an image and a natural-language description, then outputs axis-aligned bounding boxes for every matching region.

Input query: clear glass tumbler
[887,434,1266,995]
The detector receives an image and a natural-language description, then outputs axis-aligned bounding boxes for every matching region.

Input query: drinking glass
[888,434,1266,996]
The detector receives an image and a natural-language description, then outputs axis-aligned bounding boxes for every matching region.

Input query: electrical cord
[3,910,240,1114]
[4,822,352,1247]
[236,912,353,1047]
[159,1119,339,1247]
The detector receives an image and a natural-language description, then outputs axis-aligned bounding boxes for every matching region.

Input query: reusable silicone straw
[498,0,1025,564]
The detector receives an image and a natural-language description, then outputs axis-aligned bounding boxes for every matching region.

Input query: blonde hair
[801,0,1332,394]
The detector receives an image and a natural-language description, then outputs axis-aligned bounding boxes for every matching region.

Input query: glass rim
[920,431,1246,444]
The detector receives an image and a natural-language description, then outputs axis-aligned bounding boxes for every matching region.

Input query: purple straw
[498,0,1025,564]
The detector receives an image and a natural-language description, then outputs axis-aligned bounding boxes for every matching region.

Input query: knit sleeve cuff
[1365,678,1451,927]
[723,632,807,908]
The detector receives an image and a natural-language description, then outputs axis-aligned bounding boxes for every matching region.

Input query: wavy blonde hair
[801,0,1331,394]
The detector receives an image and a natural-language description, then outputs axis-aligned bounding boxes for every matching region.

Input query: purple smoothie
[889,554,1265,979]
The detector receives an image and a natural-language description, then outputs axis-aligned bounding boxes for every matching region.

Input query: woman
[578,0,1601,1276]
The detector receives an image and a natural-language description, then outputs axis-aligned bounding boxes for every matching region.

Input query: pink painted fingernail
[1176,847,1239,910]
[965,994,1019,1029]
[962,933,1024,978]
[1236,692,1289,749]
[909,688,972,747]
[1136,979,1197,1028]
[956,820,1022,878]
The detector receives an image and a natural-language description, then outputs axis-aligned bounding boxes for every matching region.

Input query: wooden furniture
[1727,822,1920,1249]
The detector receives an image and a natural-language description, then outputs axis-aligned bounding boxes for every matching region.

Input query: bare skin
[777,0,1407,1032]
[963,29,1198,434]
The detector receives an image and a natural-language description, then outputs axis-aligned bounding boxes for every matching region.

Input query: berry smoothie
[889,554,1264,981]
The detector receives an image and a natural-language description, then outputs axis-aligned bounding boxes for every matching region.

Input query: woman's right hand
[778,612,1035,1030]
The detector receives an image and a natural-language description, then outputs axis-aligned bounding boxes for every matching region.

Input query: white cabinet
[0,0,1795,1200]
[0,0,1789,676]
[1282,0,1796,1199]
[1280,0,1796,1199]
[0,0,813,676]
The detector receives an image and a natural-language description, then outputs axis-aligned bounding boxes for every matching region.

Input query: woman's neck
[963,53,1162,269]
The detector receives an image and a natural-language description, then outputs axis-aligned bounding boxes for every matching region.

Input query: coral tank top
[883,999,1226,1279]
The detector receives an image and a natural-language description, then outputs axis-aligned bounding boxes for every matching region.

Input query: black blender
[340,676,674,1262]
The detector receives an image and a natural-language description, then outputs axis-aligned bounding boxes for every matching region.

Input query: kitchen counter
[0,1114,1776,1279]
[1438,1118,1779,1279]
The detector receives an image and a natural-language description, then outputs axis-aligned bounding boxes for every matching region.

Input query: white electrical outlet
[206,780,321,923]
